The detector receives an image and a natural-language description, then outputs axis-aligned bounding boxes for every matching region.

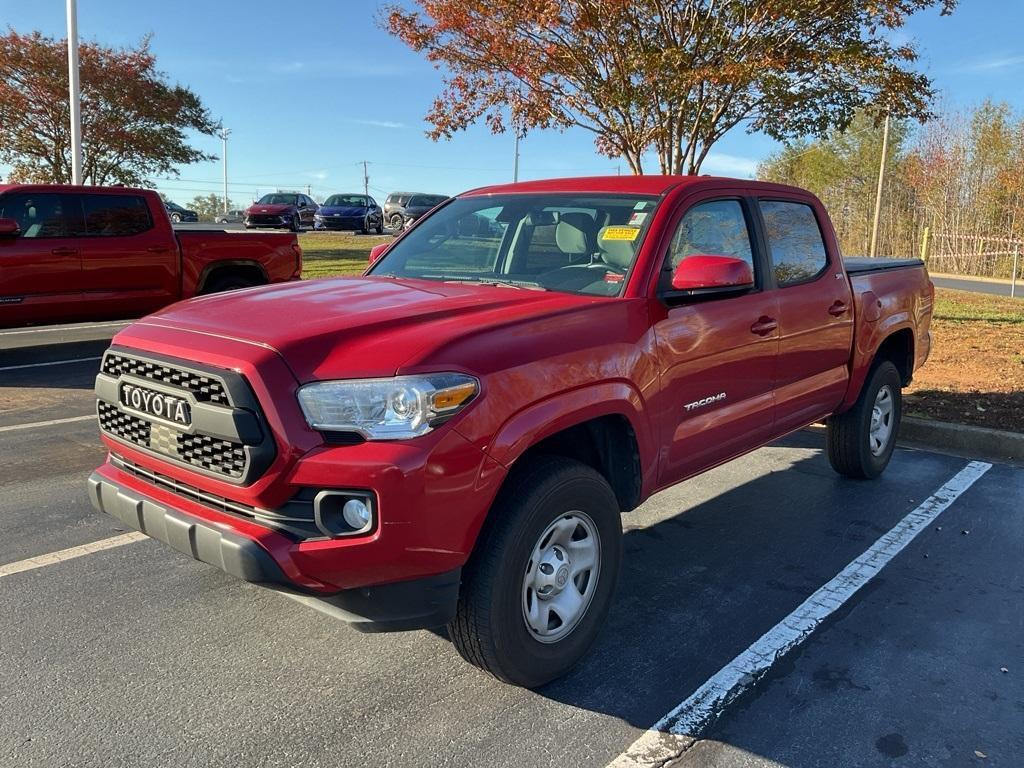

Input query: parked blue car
[314,194,384,233]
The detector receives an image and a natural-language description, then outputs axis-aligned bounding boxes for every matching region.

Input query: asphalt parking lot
[1,325,1021,768]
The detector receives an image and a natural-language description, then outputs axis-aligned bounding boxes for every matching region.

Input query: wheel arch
[197,260,269,294]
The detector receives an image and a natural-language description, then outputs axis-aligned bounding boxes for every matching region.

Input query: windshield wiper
[438,276,549,291]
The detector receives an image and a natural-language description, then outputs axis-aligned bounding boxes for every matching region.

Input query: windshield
[409,195,447,208]
[165,201,184,211]
[324,194,369,207]
[369,193,659,297]
[257,194,298,205]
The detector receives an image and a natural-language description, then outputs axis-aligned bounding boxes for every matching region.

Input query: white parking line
[0,321,128,336]
[0,356,101,371]
[607,460,993,768]
[0,533,147,580]
[0,415,95,433]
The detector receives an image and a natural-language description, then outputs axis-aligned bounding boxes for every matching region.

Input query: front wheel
[827,360,902,479]
[170,213,182,224]
[448,457,622,688]
[389,213,404,232]
[290,214,301,232]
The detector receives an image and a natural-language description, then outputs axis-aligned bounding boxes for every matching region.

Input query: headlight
[314,213,323,221]
[297,374,479,440]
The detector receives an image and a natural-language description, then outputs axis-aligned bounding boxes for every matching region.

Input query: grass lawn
[298,231,387,279]
[296,236,1023,432]
[905,289,1023,432]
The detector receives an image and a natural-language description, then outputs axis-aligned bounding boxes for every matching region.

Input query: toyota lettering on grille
[119,383,192,427]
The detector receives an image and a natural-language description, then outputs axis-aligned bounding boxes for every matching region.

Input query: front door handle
[828,300,849,317]
[146,246,172,253]
[750,316,778,336]
[50,247,78,256]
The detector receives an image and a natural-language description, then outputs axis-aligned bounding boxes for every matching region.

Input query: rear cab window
[78,194,153,237]
[758,200,829,286]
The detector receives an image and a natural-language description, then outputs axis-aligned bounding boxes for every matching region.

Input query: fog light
[342,498,371,530]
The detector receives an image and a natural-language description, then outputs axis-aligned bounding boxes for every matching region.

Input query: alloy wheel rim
[869,385,895,456]
[522,511,601,644]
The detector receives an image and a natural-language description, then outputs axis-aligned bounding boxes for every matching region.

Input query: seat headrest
[554,212,595,255]
[597,226,639,268]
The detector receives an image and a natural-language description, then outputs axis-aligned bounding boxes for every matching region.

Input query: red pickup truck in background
[88,175,933,688]
[0,185,302,327]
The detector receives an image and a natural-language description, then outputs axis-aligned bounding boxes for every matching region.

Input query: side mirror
[0,218,20,237]
[368,243,390,263]
[668,255,754,295]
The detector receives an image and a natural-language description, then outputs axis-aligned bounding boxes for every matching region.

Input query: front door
[0,191,83,327]
[651,195,780,486]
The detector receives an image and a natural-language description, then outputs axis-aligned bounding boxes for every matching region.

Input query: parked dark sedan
[314,194,384,233]
[164,200,198,223]
[392,193,447,230]
[245,192,318,231]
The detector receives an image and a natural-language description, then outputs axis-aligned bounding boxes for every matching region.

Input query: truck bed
[843,256,925,274]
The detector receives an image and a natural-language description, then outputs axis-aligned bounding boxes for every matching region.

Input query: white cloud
[956,54,1024,72]
[345,118,406,129]
[304,170,330,181]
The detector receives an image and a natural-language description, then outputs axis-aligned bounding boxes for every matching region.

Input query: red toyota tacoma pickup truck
[0,185,302,327]
[88,176,933,687]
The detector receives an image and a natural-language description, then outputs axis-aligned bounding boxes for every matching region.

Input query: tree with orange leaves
[0,30,218,185]
[384,0,955,175]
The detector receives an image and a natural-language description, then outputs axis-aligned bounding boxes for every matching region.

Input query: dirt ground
[905,289,1023,433]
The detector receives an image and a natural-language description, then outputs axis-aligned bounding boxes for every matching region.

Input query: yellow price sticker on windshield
[602,226,640,241]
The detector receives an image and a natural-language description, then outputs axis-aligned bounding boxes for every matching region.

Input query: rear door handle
[50,247,78,256]
[750,316,778,336]
[828,301,849,317]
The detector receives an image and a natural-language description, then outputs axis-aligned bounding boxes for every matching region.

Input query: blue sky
[2,0,1023,206]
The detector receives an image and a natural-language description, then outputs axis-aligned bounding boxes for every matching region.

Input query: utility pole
[869,113,890,258]
[513,134,520,183]
[305,184,311,196]
[217,127,231,213]
[66,0,83,185]
[362,160,369,198]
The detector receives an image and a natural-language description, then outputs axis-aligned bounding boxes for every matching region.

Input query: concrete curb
[897,416,1024,466]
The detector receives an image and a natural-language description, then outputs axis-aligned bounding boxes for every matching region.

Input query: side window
[80,194,152,237]
[759,200,828,286]
[0,193,70,238]
[663,199,754,286]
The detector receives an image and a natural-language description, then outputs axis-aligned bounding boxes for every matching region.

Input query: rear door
[755,196,854,434]
[0,191,83,326]
[651,192,780,485]
[73,192,179,317]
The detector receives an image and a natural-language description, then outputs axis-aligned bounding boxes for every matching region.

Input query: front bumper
[88,468,462,631]
[316,216,365,230]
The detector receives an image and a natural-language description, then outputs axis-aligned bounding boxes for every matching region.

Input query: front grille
[177,432,246,478]
[102,354,229,405]
[96,348,276,485]
[248,214,286,226]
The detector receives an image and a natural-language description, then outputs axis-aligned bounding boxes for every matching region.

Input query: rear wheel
[203,274,258,294]
[827,360,902,479]
[448,457,622,688]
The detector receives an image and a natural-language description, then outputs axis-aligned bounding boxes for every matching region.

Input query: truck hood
[138,277,599,382]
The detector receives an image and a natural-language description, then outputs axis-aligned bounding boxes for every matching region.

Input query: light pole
[513,133,520,183]
[66,0,83,185]
[869,114,890,258]
[217,127,231,213]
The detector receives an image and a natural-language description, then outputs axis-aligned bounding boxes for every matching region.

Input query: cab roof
[460,175,809,199]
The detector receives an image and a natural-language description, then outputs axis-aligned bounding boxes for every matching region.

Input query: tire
[449,456,622,688]
[360,216,370,235]
[827,360,902,479]
[375,219,384,235]
[389,213,404,231]
[290,214,301,232]
[170,213,182,223]
[203,274,257,294]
